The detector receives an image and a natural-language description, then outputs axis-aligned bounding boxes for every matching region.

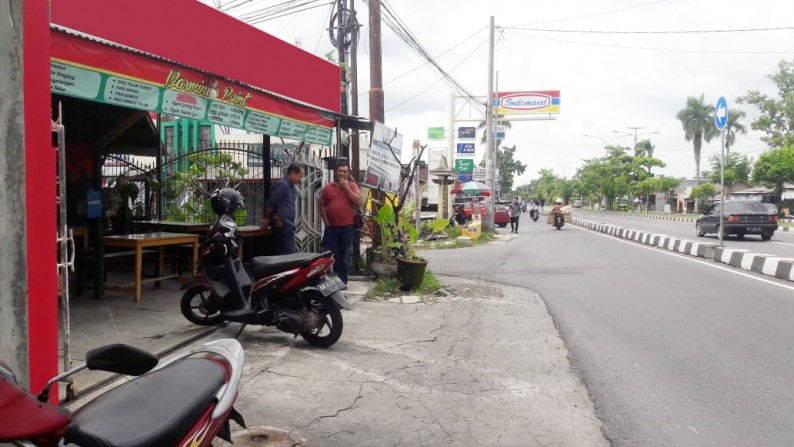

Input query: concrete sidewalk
[62,273,608,446]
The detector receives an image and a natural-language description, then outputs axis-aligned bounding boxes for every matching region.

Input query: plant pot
[371,260,398,278]
[396,257,428,291]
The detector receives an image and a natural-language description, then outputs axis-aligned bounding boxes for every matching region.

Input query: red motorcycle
[180,188,352,347]
[0,339,245,447]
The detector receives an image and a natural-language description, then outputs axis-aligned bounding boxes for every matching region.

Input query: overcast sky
[216,0,793,186]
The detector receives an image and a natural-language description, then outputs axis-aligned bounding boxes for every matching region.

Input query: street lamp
[582,134,631,150]
[548,160,574,179]
[618,127,660,149]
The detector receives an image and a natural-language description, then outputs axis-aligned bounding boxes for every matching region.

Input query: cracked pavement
[211,276,609,446]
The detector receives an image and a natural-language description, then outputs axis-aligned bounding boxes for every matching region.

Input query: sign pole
[484,16,495,231]
[719,128,725,247]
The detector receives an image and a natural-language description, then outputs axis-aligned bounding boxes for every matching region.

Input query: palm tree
[477,115,512,148]
[725,110,747,154]
[676,94,718,183]
[634,139,655,158]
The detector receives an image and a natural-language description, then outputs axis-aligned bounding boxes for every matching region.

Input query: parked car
[494,204,511,227]
[696,200,778,240]
[460,202,511,227]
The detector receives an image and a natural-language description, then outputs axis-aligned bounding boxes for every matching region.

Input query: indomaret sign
[494,91,561,115]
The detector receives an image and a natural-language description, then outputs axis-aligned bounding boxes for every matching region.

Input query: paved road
[575,211,794,259]
[422,219,794,447]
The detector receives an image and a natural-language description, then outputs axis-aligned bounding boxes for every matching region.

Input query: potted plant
[370,202,401,277]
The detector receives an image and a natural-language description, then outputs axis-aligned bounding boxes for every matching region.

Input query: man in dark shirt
[261,163,304,254]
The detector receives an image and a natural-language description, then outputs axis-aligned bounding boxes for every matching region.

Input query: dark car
[696,200,778,240]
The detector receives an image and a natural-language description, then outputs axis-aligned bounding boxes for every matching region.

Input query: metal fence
[100,142,325,249]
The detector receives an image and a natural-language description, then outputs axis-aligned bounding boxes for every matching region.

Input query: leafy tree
[738,60,794,148]
[707,153,752,190]
[478,145,527,196]
[690,183,716,202]
[724,110,747,154]
[752,146,794,200]
[676,94,718,183]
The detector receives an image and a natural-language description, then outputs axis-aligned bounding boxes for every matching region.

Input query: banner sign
[457,174,473,183]
[50,31,334,145]
[494,90,561,115]
[427,127,445,139]
[454,158,474,174]
[456,143,475,157]
[457,127,476,139]
[363,122,403,193]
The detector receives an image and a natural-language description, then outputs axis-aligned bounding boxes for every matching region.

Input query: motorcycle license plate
[317,276,345,296]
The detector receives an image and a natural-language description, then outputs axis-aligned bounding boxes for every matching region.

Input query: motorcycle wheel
[180,284,224,326]
[300,293,343,347]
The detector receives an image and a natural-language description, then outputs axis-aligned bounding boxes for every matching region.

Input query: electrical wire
[500,25,794,34]
[503,31,794,55]
[511,0,668,27]
[386,38,487,112]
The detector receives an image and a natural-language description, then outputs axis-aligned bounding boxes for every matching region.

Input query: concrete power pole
[484,16,495,231]
[0,0,30,386]
[369,0,384,124]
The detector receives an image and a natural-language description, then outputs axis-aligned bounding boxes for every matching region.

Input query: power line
[386,39,487,112]
[358,27,487,97]
[503,31,794,55]
[510,0,668,27]
[500,25,794,34]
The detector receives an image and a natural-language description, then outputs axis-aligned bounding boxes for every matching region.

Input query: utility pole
[626,126,644,149]
[484,16,495,231]
[349,0,360,180]
[369,0,384,124]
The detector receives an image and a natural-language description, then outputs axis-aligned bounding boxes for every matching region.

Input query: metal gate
[294,151,324,253]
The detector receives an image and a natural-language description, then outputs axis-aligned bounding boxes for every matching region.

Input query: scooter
[552,213,565,230]
[181,188,352,348]
[0,339,245,447]
[529,208,539,222]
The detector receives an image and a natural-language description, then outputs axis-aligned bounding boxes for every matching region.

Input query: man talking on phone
[320,161,361,285]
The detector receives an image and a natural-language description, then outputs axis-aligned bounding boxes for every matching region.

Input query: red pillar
[24,0,58,395]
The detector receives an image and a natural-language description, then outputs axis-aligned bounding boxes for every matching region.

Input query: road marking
[571,225,794,292]
[771,241,794,248]
[651,224,667,227]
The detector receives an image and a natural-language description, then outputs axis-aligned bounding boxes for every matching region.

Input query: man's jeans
[323,225,354,284]
[274,223,297,254]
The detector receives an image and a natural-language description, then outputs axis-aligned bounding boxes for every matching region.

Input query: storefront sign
[494,90,561,115]
[364,122,403,193]
[427,127,445,140]
[50,31,335,145]
[458,127,476,139]
[472,167,486,181]
[455,159,474,174]
[456,143,475,157]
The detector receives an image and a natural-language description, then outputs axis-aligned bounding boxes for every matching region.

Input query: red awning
[50,0,340,113]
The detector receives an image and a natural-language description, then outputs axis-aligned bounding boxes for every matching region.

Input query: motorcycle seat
[63,358,225,447]
[250,251,331,279]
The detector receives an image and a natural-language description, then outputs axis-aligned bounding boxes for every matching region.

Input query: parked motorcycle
[181,188,352,347]
[0,339,245,447]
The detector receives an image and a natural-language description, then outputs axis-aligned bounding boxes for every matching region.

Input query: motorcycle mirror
[85,344,158,376]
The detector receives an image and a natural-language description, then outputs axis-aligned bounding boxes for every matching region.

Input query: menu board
[161,89,208,120]
[103,76,160,110]
[278,120,307,140]
[50,59,333,145]
[244,111,281,134]
[207,101,246,128]
[51,61,102,99]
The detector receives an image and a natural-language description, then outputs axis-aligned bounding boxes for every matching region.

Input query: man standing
[320,161,361,284]
[509,196,522,234]
[261,163,304,254]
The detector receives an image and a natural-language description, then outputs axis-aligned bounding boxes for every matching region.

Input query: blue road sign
[715,97,728,130]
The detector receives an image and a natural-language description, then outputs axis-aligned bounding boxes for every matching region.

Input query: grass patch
[366,269,442,298]
[425,230,496,250]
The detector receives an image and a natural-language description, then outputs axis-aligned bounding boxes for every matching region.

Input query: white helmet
[555,198,563,204]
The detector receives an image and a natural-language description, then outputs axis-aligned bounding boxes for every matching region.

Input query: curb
[572,217,794,282]
[578,210,792,231]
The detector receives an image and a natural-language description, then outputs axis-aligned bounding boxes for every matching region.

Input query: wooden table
[133,220,210,234]
[103,232,199,302]
[236,225,270,259]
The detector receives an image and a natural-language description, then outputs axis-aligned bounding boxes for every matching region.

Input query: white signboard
[363,122,403,193]
[472,167,486,181]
